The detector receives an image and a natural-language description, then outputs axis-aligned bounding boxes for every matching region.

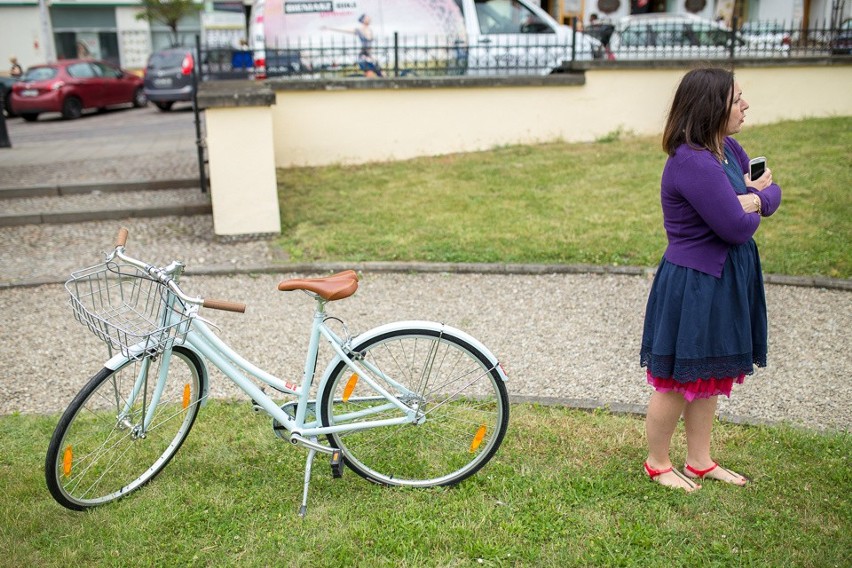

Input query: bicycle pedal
[330,449,344,479]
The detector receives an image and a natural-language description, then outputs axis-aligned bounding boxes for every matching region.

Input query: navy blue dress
[640,146,768,389]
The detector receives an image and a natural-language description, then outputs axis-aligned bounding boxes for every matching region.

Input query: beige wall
[205,106,280,236]
[270,66,852,168]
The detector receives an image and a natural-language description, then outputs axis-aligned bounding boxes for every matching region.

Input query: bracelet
[752,194,762,216]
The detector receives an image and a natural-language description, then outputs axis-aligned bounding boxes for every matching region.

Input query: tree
[136,0,202,47]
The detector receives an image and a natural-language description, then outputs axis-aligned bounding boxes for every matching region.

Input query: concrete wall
[268,65,852,168]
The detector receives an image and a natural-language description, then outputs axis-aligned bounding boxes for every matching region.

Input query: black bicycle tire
[45,347,204,510]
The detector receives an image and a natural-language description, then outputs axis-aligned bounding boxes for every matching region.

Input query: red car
[11,59,147,121]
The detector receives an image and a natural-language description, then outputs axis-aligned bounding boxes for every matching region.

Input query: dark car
[143,47,196,111]
[11,59,146,121]
[1,76,19,117]
[831,19,852,55]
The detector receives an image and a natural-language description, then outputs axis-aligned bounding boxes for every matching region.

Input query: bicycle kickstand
[299,437,344,517]
[299,447,317,518]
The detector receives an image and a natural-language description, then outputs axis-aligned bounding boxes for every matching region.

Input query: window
[621,25,653,47]
[650,23,692,46]
[23,67,58,81]
[474,0,554,35]
[67,62,96,78]
[91,61,123,78]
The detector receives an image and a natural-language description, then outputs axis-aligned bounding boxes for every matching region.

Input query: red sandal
[644,461,700,491]
[684,462,748,486]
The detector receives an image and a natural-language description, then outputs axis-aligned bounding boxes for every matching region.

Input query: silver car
[608,13,778,60]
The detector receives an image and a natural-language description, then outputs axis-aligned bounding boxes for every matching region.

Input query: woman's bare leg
[645,390,698,491]
[683,396,747,485]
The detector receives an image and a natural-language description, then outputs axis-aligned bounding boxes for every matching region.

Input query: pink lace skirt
[647,370,745,402]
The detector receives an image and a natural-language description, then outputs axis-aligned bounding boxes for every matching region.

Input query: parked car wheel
[132,87,148,108]
[61,96,83,120]
[155,101,174,111]
[21,113,39,122]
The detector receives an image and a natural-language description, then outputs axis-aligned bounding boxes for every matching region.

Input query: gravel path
[1,217,849,432]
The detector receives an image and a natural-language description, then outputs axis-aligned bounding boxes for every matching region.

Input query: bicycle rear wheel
[319,327,508,487]
[45,347,204,510]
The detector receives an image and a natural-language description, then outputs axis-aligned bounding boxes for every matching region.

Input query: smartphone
[749,156,767,180]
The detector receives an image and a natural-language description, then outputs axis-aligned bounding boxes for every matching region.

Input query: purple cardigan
[660,137,781,277]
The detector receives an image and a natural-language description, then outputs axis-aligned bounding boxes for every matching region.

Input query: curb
[0,178,200,199]
[3,260,850,291]
[0,203,212,227]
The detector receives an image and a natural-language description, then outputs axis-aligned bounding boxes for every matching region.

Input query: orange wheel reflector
[343,374,359,402]
[182,384,191,409]
[62,446,73,477]
[469,424,487,453]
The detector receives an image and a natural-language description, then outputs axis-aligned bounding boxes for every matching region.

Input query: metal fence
[197,19,852,82]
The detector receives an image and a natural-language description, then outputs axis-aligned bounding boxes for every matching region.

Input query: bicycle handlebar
[115,227,129,248]
[111,227,247,314]
[203,299,247,313]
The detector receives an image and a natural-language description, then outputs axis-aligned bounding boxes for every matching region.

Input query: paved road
[4,104,196,145]
[0,104,199,187]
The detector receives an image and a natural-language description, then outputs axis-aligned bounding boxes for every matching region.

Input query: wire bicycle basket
[65,262,192,360]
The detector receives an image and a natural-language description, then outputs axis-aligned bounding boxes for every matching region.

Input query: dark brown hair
[662,67,735,159]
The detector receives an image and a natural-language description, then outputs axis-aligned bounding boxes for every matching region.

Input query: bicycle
[46,228,509,515]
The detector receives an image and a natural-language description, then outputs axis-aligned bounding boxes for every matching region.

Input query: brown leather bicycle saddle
[277,270,359,301]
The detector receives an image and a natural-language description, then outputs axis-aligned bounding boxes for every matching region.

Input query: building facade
[0,0,250,73]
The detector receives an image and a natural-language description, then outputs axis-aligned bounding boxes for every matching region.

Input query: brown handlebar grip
[202,299,247,313]
[115,227,129,248]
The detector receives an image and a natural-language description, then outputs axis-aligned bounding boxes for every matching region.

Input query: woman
[640,68,782,491]
[323,14,383,77]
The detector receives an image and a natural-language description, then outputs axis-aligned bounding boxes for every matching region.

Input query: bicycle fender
[103,345,211,405]
[316,320,508,399]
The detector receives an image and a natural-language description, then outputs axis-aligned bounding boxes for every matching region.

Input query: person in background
[640,67,782,491]
[323,14,383,77]
[9,57,22,78]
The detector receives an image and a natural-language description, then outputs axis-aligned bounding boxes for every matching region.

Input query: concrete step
[0,185,212,226]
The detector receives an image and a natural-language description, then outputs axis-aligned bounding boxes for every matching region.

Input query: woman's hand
[737,194,761,214]
[746,168,773,191]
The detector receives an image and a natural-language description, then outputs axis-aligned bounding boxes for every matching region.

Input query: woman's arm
[668,150,760,244]
[749,182,781,216]
[728,137,782,217]
[321,26,356,35]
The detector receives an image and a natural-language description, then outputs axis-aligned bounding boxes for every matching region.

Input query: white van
[248,0,604,78]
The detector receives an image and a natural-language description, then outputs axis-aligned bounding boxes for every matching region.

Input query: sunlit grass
[276,116,851,278]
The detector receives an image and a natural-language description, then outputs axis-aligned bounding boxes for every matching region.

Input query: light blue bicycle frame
[113,299,426,449]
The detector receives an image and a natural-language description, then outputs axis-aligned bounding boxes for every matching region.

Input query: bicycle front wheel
[45,347,204,510]
[319,327,508,487]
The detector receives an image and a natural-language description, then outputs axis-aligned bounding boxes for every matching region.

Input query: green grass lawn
[276,116,851,278]
[2,402,848,567]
